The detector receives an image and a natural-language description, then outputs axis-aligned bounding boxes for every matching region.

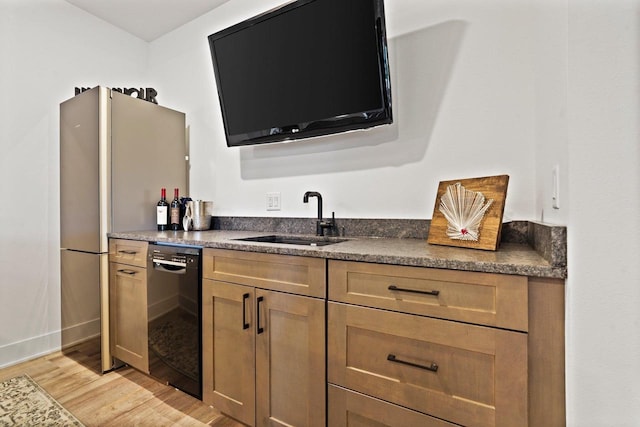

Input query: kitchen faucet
[303,191,335,236]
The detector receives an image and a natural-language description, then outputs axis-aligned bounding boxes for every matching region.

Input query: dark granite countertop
[108,221,567,279]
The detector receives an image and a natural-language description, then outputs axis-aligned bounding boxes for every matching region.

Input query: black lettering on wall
[73,87,159,104]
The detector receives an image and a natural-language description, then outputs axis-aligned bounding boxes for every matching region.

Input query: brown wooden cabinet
[328,385,459,427]
[328,260,528,330]
[328,301,527,427]
[108,239,149,373]
[108,237,564,426]
[109,239,148,267]
[327,260,565,427]
[202,249,326,427]
[202,280,255,425]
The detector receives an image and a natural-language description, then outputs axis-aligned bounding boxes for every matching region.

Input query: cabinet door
[328,385,458,427]
[328,302,527,427]
[202,279,255,426]
[255,290,326,427]
[109,262,148,373]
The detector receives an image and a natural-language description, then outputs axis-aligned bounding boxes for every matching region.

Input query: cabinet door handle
[117,269,137,275]
[256,296,264,334]
[242,293,250,330]
[388,285,440,296]
[387,354,438,372]
[118,250,138,255]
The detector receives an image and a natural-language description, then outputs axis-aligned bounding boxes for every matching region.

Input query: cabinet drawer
[329,385,457,427]
[328,302,527,427]
[329,260,527,331]
[203,248,326,298]
[109,239,148,268]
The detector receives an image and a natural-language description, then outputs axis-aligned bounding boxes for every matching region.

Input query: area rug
[0,374,84,426]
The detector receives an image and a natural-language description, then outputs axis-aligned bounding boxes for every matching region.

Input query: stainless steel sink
[233,235,347,247]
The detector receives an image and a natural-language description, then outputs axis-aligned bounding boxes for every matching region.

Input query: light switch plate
[266,192,281,211]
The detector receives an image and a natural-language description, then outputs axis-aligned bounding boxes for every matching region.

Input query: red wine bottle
[170,188,181,231]
[156,188,169,231]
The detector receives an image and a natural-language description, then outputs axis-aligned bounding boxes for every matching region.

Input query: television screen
[208,0,393,147]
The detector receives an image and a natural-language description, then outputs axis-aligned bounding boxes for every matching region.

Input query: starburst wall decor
[427,175,509,251]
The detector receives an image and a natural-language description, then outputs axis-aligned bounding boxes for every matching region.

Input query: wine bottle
[170,188,181,231]
[156,188,169,231]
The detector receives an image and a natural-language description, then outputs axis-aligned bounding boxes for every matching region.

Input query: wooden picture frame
[427,175,509,251]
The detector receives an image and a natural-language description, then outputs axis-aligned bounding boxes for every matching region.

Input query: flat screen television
[207,0,393,147]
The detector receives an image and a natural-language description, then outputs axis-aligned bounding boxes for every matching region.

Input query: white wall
[0,0,148,366]
[565,0,640,425]
[533,0,569,225]
[148,0,537,222]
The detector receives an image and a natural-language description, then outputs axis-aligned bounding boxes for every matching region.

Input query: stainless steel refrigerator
[60,86,188,372]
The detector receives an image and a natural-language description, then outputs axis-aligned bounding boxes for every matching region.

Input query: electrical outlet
[266,192,281,211]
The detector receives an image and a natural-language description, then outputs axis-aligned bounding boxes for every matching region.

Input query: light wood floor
[0,339,243,427]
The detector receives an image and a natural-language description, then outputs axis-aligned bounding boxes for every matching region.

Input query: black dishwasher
[147,243,202,399]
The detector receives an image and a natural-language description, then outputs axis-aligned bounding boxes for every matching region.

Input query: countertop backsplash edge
[213,217,566,266]
[110,217,566,278]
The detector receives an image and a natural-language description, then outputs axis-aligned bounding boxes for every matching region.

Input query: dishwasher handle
[152,258,187,274]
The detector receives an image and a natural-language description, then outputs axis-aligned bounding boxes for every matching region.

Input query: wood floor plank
[0,339,244,427]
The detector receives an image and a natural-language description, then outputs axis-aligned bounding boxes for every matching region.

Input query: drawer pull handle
[118,250,138,255]
[387,354,439,372]
[257,296,265,334]
[117,269,137,275]
[242,293,250,330]
[388,285,440,296]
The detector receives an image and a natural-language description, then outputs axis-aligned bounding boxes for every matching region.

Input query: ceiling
[64,0,230,42]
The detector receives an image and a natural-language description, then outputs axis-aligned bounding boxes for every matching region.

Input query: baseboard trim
[61,318,101,350]
[0,330,61,369]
